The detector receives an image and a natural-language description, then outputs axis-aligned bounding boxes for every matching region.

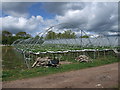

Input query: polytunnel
[12,23,119,68]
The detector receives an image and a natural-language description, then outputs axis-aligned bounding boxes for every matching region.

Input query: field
[2,46,119,81]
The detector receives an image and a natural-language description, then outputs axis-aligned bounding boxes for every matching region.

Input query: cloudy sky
[0,2,118,37]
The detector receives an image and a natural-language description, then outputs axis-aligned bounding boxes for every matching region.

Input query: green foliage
[63,30,76,39]
[2,30,76,45]
[56,32,62,39]
[80,35,89,38]
[2,30,31,45]
[45,30,76,40]
[45,31,57,39]
[35,35,40,39]
[2,30,12,37]
[16,32,31,38]
[2,46,26,70]
[34,35,44,44]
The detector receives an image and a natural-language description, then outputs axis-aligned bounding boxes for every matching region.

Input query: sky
[0,2,118,37]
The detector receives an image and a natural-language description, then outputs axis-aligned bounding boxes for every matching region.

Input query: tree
[16,32,31,38]
[35,35,40,39]
[2,31,12,45]
[45,31,56,40]
[62,30,76,39]
[2,30,32,45]
[34,35,44,44]
[45,30,76,39]
[57,33,62,39]
[2,30,12,37]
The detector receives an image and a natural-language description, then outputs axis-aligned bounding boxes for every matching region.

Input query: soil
[59,61,72,65]
[2,63,119,88]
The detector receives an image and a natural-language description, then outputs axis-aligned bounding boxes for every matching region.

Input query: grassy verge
[2,56,119,81]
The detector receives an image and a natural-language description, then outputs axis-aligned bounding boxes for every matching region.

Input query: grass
[2,46,26,70]
[2,55,119,81]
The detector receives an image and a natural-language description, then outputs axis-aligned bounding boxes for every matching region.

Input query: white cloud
[1,2,118,37]
[54,2,118,36]
[108,32,118,35]
[1,15,44,35]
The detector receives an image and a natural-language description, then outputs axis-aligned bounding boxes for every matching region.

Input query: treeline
[2,30,89,45]
[2,31,31,45]
[45,30,89,39]
[45,30,76,40]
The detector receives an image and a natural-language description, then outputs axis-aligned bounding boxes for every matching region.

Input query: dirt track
[3,63,118,88]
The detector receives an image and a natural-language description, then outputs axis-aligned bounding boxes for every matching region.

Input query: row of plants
[15,44,119,53]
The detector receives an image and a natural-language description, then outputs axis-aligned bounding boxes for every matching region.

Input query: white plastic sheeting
[43,37,118,47]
